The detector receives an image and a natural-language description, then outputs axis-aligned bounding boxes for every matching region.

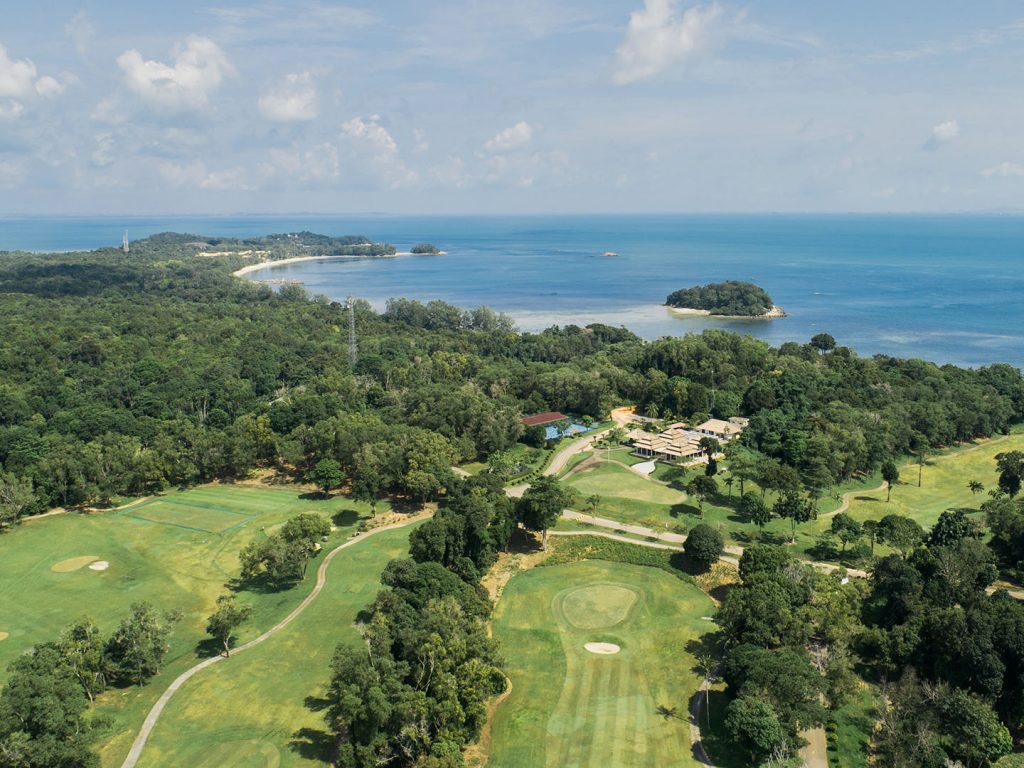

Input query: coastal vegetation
[410,243,441,254]
[665,280,777,316]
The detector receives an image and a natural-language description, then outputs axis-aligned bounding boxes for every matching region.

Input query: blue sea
[2,214,1023,368]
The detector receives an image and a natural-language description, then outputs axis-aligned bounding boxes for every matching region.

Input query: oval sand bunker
[51,556,100,573]
[89,560,110,571]
[584,642,621,655]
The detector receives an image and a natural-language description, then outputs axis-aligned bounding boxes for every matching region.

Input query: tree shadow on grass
[193,637,224,659]
[288,727,334,762]
[855,496,881,503]
[227,574,299,596]
[331,509,360,528]
[656,704,686,721]
[669,502,703,519]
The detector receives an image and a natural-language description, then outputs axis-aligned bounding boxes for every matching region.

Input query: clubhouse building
[628,416,749,464]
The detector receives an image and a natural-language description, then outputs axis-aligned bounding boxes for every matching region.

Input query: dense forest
[0,235,1021,525]
[665,280,776,315]
[2,235,1024,764]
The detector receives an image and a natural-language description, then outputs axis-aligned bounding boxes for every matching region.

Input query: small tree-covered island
[666,280,787,318]
[3,233,1024,768]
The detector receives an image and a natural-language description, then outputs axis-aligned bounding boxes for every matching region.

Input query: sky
[2,1,1024,214]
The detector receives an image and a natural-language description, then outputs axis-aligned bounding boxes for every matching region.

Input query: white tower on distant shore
[347,297,357,369]
[122,231,130,253]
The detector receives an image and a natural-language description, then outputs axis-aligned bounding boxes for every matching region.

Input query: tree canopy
[665,281,775,316]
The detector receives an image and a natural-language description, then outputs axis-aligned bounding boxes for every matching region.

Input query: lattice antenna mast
[347,297,357,369]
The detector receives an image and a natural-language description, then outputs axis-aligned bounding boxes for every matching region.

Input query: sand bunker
[0,632,8,642]
[584,642,621,655]
[51,556,100,573]
[89,560,110,571]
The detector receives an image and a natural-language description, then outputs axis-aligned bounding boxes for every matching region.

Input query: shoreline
[232,250,446,277]
[666,304,787,319]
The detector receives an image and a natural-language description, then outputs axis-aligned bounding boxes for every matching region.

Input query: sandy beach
[666,304,787,319]
[231,251,447,277]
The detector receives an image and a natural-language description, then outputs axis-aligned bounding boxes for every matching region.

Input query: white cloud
[983,162,1024,178]
[613,0,726,84]
[258,72,319,122]
[340,115,418,187]
[65,11,96,57]
[0,159,24,188]
[430,156,468,187]
[483,121,533,153]
[92,133,116,167]
[0,43,65,107]
[923,119,960,151]
[117,36,235,111]
[35,75,64,97]
[931,120,960,142]
[0,45,38,98]
[90,96,126,125]
[265,143,340,182]
[0,101,24,120]
[158,160,251,190]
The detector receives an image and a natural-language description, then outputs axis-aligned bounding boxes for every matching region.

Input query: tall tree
[687,476,718,520]
[517,476,573,549]
[995,451,1024,497]
[0,646,98,768]
[881,460,900,502]
[773,492,816,543]
[105,602,180,686]
[830,513,863,557]
[0,472,35,529]
[205,594,253,657]
[57,618,107,703]
[306,458,344,497]
[685,523,724,572]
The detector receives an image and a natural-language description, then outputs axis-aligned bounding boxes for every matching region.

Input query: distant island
[665,280,786,318]
[411,243,442,254]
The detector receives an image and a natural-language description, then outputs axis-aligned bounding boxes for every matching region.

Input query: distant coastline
[232,250,446,277]
[666,304,787,319]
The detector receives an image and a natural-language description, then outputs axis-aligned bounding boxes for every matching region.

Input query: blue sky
[2,1,1024,214]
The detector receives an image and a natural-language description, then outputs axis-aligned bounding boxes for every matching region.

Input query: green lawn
[558,432,1024,563]
[0,484,384,767]
[827,684,875,768]
[812,432,1024,533]
[135,524,416,768]
[488,559,715,767]
[567,463,682,504]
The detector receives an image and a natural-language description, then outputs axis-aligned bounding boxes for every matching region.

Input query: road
[119,514,428,768]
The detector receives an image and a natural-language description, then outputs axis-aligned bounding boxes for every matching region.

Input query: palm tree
[724,476,735,498]
[695,653,717,728]
[968,480,984,496]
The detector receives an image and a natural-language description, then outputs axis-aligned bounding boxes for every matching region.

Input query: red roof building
[521,411,568,427]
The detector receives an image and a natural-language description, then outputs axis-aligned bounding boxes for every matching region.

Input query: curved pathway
[119,514,427,768]
[822,433,1012,521]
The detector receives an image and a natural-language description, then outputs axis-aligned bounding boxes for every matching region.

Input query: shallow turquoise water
[2,214,1022,367]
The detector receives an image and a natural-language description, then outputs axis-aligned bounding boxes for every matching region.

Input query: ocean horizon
[2,213,1023,369]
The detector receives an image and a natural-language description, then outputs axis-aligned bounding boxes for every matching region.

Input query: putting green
[489,559,714,767]
[560,584,638,630]
[51,555,100,572]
